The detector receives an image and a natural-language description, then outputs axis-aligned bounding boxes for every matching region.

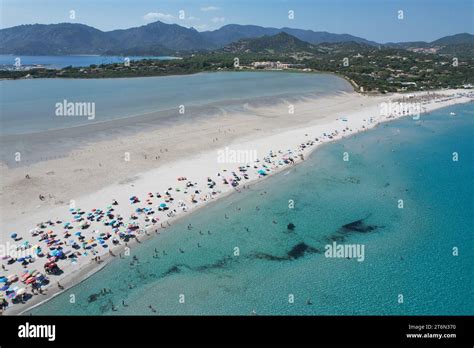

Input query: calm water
[29,102,474,315]
[0,72,351,135]
[0,55,175,70]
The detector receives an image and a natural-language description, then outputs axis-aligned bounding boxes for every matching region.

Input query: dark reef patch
[340,218,377,233]
[195,256,234,272]
[249,241,320,262]
[324,215,382,244]
[161,264,191,277]
[250,252,288,261]
[287,242,320,259]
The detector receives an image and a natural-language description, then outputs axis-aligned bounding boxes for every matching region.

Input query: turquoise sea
[28,102,474,315]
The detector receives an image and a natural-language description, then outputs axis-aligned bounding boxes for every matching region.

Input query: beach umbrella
[0,277,7,283]
[0,285,9,291]
[6,291,16,299]
[26,277,36,285]
[10,233,17,239]
[75,232,82,236]
[17,288,26,295]
[7,274,18,282]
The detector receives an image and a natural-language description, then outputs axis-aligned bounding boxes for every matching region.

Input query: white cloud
[211,17,225,23]
[143,12,176,23]
[187,16,200,21]
[201,6,220,12]
[194,24,209,31]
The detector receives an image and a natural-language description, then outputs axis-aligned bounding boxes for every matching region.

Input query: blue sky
[1,0,472,43]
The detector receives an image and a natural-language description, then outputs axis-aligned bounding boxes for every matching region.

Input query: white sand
[0,88,472,315]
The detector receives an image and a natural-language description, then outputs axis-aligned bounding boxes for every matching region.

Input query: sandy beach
[0,88,472,315]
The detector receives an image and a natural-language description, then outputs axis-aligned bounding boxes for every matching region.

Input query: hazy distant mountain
[201,24,280,46]
[0,21,471,56]
[223,32,316,54]
[0,23,113,55]
[385,33,474,49]
[0,21,377,55]
[0,22,214,55]
[431,33,474,45]
[202,24,377,46]
[106,21,214,51]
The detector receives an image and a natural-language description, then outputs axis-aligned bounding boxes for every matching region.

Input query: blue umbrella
[160,203,167,208]
[10,233,17,239]
[0,285,9,291]
[75,232,82,236]
[0,277,7,283]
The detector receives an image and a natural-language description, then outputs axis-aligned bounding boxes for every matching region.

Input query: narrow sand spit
[0,89,472,315]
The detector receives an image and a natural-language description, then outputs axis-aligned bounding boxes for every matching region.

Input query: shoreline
[1,88,472,315]
[0,87,344,140]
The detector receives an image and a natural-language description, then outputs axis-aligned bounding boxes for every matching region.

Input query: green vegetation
[2,36,473,94]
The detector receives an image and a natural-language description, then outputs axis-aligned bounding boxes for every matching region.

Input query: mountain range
[0,21,472,55]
